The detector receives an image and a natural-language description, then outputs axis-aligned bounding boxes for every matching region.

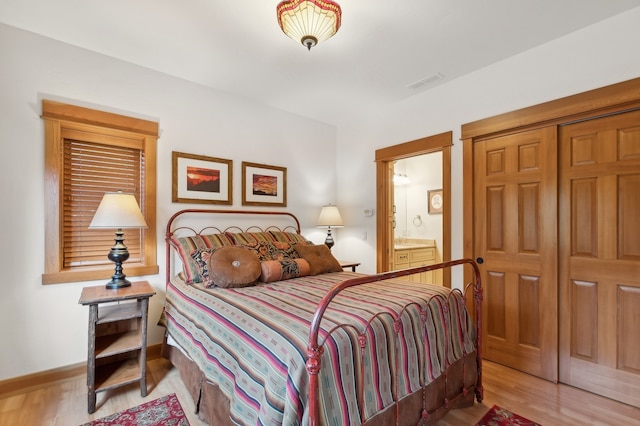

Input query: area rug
[81,393,190,426]
[476,404,541,426]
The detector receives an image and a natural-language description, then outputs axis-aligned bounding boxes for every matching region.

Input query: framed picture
[428,189,443,214]
[242,161,287,207]
[172,151,232,204]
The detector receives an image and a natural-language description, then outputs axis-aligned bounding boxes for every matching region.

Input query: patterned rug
[81,393,190,426]
[476,404,541,426]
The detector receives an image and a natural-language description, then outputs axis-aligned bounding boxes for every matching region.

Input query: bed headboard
[164,209,303,286]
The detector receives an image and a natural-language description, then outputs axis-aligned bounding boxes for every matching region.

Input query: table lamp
[317,204,343,250]
[89,191,148,289]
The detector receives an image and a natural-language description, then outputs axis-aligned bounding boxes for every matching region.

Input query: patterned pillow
[190,248,216,286]
[226,230,309,246]
[169,233,234,283]
[225,231,275,246]
[260,259,310,283]
[244,240,306,261]
[294,244,343,275]
[268,230,309,244]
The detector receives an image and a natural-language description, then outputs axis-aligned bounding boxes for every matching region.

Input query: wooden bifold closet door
[473,127,559,382]
[470,109,640,407]
[464,78,640,407]
[558,109,640,408]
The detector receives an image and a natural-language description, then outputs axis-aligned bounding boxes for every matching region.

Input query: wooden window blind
[42,100,159,284]
[63,137,145,268]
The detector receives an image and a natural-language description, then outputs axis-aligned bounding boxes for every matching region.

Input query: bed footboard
[306,258,483,426]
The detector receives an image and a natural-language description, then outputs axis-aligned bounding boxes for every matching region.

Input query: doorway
[375,131,452,287]
[393,153,443,284]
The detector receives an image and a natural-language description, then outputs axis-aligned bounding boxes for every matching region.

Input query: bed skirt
[162,338,478,426]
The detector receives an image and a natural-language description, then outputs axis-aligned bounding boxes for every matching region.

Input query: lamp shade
[277,0,342,50]
[317,204,343,228]
[89,192,147,229]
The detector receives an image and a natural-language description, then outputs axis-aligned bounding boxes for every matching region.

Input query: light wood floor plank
[0,358,638,425]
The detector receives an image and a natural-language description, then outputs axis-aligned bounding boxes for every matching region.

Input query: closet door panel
[559,109,640,408]
[474,127,558,382]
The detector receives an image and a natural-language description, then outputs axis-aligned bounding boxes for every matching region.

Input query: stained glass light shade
[277,0,342,50]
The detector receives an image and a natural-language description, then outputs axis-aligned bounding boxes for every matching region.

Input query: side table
[339,260,361,272]
[78,281,156,413]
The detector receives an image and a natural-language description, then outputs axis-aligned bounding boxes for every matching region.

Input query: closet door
[559,110,640,408]
[474,127,558,382]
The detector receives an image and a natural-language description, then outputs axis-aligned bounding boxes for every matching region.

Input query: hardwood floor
[1,358,638,425]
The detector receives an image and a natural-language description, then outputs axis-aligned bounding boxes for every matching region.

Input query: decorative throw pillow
[190,248,216,286]
[207,246,261,288]
[268,230,310,244]
[260,259,311,283]
[271,241,305,260]
[170,233,234,283]
[244,241,303,262]
[294,244,343,276]
[225,231,274,246]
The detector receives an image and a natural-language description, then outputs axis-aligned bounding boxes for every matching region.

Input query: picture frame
[242,161,287,207]
[428,189,443,214]
[172,151,232,204]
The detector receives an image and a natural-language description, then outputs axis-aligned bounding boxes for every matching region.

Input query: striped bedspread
[163,271,476,426]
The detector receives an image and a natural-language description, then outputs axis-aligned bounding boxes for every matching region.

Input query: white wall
[0,24,337,381]
[334,8,640,282]
[2,6,640,382]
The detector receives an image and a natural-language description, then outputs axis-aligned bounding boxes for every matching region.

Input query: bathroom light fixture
[393,173,411,185]
[277,0,342,50]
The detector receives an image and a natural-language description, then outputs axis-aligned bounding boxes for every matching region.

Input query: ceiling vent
[407,72,444,90]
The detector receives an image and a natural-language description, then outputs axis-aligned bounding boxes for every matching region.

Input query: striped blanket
[163,271,476,425]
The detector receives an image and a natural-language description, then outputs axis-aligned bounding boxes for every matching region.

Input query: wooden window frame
[42,100,159,284]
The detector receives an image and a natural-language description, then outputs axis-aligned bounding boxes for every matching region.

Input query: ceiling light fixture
[277,0,342,51]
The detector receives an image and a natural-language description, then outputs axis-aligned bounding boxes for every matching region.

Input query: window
[42,100,158,284]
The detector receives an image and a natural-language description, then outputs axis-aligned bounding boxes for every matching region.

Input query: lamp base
[106,277,132,289]
[105,229,132,289]
[324,228,335,250]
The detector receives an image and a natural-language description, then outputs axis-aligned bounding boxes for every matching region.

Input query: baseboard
[0,343,163,399]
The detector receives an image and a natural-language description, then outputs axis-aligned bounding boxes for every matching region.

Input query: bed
[160,209,483,425]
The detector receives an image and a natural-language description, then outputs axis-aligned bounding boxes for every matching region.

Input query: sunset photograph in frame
[241,161,287,207]
[172,151,232,204]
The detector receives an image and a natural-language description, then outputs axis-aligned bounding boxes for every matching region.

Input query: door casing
[375,131,452,287]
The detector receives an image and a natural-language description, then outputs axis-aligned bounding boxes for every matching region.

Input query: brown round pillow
[208,246,261,288]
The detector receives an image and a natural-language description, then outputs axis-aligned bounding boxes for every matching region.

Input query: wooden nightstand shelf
[78,281,156,414]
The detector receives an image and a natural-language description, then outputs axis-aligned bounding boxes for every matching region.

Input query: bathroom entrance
[375,131,452,287]
[393,152,443,284]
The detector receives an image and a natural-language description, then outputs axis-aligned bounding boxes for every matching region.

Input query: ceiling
[2,0,639,126]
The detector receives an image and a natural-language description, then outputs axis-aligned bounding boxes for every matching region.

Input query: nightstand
[339,260,361,272]
[78,281,156,414]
